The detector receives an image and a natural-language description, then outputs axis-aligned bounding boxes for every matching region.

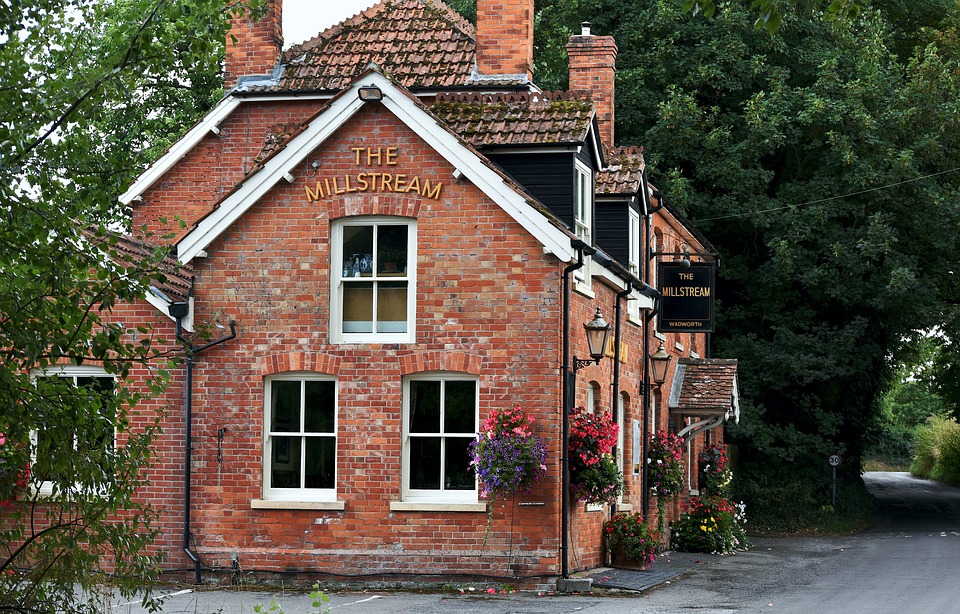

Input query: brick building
[98,0,737,589]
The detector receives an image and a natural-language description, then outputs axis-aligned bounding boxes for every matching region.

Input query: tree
[591,0,960,526]
[451,0,960,527]
[0,0,252,610]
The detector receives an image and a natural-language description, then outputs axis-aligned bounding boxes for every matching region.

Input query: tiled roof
[275,0,477,92]
[670,358,739,415]
[85,229,193,304]
[431,91,595,147]
[597,146,644,195]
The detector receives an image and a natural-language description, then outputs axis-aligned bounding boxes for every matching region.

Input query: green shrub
[911,416,960,480]
[671,496,748,554]
[932,422,960,486]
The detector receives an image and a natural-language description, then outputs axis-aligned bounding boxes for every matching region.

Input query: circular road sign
[828,454,842,467]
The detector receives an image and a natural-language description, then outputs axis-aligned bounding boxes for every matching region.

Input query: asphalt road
[112,472,960,613]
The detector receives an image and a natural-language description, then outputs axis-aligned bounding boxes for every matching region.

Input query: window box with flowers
[604,512,659,570]
[568,406,623,505]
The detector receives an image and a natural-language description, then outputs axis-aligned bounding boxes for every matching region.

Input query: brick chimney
[567,23,618,149]
[225,0,283,89]
[476,0,534,81]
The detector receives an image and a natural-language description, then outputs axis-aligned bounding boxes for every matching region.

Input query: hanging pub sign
[657,262,715,332]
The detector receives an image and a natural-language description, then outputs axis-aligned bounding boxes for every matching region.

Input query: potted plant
[568,406,623,505]
[604,512,660,570]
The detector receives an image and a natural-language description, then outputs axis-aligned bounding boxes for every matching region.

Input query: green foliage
[0,0,258,611]
[253,584,331,614]
[672,496,749,554]
[911,415,960,485]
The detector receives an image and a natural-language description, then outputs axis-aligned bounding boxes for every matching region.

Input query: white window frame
[30,365,116,498]
[402,374,479,504]
[262,374,338,503]
[330,217,417,344]
[628,207,641,277]
[573,161,593,284]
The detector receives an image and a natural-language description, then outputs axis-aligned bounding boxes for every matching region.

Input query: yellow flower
[700,525,707,531]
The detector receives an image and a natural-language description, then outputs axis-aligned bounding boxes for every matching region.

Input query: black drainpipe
[609,281,633,516]
[560,240,591,580]
[169,301,236,584]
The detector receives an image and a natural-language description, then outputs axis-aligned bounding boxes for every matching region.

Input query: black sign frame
[656,262,715,333]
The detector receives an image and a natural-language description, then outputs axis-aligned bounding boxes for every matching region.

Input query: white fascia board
[120,97,243,206]
[376,78,575,262]
[177,93,365,263]
[180,72,574,264]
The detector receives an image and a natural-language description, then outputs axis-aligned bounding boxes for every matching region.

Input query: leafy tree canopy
[0,0,254,610]
[450,0,960,524]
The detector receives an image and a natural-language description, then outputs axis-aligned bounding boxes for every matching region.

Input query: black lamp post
[573,308,611,372]
[649,342,672,387]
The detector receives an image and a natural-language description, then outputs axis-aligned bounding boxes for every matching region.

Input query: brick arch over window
[398,351,484,376]
[260,352,342,376]
[328,195,422,220]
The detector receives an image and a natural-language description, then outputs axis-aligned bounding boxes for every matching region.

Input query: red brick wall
[118,95,715,586]
[135,100,320,243]
[476,0,534,79]
[225,0,282,89]
[567,32,618,151]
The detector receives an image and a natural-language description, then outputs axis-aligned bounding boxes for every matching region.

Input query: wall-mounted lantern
[573,308,611,372]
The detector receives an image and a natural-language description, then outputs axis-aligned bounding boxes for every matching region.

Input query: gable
[176,71,576,265]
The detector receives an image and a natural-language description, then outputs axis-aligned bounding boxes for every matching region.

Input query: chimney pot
[581,22,592,36]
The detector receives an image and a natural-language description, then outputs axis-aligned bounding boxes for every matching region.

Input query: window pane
[409,380,440,433]
[377,225,408,274]
[445,437,475,490]
[443,380,476,433]
[342,225,373,277]
[271,436,301,488]
[342,283,373,332]
[376,282,407,333]
[409,436,441,489]
[305,436,335,488]
[271,380,301,432]
[304,381,335,433]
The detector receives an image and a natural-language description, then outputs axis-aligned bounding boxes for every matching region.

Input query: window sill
[251,499,346,511]
[616,503,634,512]
[573,281,595,299]
[390,501,487,513]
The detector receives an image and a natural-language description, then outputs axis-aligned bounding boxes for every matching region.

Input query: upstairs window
[573,162,593,284]
[331,218,416,343]
[628,208,641,277]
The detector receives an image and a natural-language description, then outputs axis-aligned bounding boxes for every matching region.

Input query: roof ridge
[287,0,475,56]
[435,90,593,105]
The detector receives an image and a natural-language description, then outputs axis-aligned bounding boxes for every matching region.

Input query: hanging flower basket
[469,405,547,500]
[568,406,623,505]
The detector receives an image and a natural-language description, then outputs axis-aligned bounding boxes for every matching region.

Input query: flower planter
[610,549,651,571]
